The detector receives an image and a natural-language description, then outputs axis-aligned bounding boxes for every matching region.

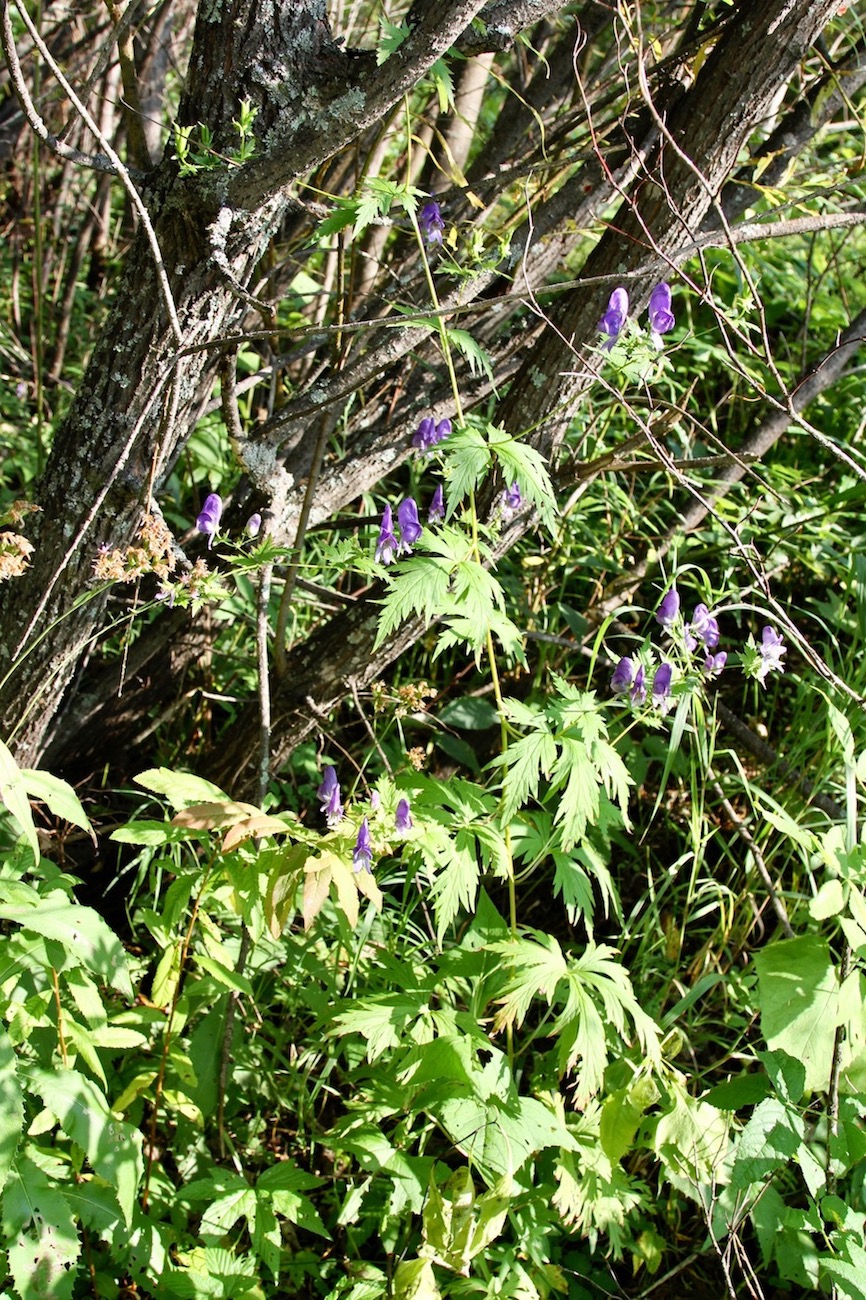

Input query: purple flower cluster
[375,483,448,564]
[419,200,445,246]
[657,585,727,676]
[195,493,223,549]
[611,584,790,710]
[376,497,425,564]
[413,415,452,452]
[598,282,676,352]
[748,626,787,687]
[315,767,417,874]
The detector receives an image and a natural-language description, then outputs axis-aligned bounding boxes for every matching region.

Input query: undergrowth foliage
[2,2,866,1299]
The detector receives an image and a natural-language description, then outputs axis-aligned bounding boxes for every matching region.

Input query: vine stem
[142,864,212,1211]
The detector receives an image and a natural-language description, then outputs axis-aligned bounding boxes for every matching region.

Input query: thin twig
[826,941,852,1198]
[708,771,796,939]
[9,0,181,342]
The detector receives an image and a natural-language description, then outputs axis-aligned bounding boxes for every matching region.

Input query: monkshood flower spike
[396,797,413,833]
[397,498,423,553]
[196,493,222,549]
[419,200,445,245]
[317,765,343,827]
[648,282,675,348]
[375,505,399,565]
[656,587,680,631]
[353,818,373,873]
[611,657,635,694]
[756,626,787,685]
[413,416,452,452]
[685,603,720,651]
[652,662,674,714]
[599,287,628,350]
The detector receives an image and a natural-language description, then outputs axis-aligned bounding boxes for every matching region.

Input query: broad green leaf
[23,768,94,837]
[0,894,133,999]
[0,735,38,859]
[26,1066,144,1225]
[754,935,840,1092]
[730,1097,804,1189]
[0,1027,23,1192]
[394,1257,441,1300]
[134,768,229,808]
[4,1154,80,1299]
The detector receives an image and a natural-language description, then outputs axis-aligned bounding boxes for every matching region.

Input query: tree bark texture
[0,0,855,791]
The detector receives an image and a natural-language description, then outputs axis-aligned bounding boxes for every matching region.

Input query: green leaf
[438,697,499,731]
[443,424,490,504]
[730,1096,804,1189]
[25,1067,144,1226]
[134,768,229,808]
[22,768,93,838]
[0,893,134,999]
[4,1155,80,1299]
[394,1257,442,1300]
[375,557,453,649]
[0,1027,23,1193]
[754,936,841,1093]
[0,735,38,859]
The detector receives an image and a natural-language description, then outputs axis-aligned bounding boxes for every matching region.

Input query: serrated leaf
[26,1067,143,1226]
[0,1028,23,1193]
[221,813,293,852]
[265,842,307,939]
[4,1155,80,1300]
[0,894,133,999]
[375,557,452,648]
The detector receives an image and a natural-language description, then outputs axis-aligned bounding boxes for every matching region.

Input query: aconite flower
[195,493,222,548]
[353,818,373,873]
[599,287,628,350]
[375,505,399,565]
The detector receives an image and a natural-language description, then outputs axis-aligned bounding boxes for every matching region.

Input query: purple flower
[756,626,787,685]
[599,287,629,350]
[375,504,399,565]
[369,790,381,812]
[685,603,720,651]
[656,588,680,631]
[434,418,452,444]
[395,797,413,834]
[419,200,445,245]
[704,651,727,678]
[611,657,635,694]
[413,417,436,451]
[195,493,223,549]
[630,664,646,706]
[652,662,674,713]
[502,482,522,516]
[648,282,675,347]
[397,498,423,553]
[246,512,262,538]
[428,485,445,522]
[353,818,373,873]
[317,765,343,827]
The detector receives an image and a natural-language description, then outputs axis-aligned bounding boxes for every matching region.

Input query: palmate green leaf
[445,328,494,385]
[443,424,490,504]
[551,738,600,850]
[487,425,557,529]
[374,556,452,648]
[134,767,228,808]
[427,834,481,940]
[4,1153,80,1300]
[25,1067,143,1226]
[331,992,431,1061]
[497,727,557,822]
[490,934,569,1030]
